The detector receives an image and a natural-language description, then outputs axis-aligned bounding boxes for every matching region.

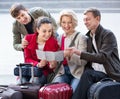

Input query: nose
[64,23,70,28]
[20,17,25,22]
[46,32,51,36]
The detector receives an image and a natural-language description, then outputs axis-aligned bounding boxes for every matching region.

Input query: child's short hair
[10,3,27,18]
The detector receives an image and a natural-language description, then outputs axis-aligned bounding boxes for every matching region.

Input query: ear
[96,16,100,21]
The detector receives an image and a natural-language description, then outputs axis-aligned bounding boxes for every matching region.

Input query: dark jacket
[81,25,120,81]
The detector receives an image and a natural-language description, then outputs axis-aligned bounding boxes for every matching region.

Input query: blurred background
[0,0,120,85]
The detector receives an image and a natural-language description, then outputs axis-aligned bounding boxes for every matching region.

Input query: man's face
[83,12,99,31]
[15,10,31,25]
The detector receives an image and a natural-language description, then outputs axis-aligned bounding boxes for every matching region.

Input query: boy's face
[15,10,31,25]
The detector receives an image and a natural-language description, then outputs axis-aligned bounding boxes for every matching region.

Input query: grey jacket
[81,25,120,81]
[56,32,87,79]
[12,7,57,51]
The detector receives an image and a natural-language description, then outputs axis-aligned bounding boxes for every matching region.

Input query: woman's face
[61,15,75,35]
[36,23,53,42]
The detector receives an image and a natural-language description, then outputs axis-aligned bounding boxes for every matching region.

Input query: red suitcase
[39,83,73,99]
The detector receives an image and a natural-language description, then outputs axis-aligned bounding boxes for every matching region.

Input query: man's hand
[65,47,81,57]
[22,38,29,49]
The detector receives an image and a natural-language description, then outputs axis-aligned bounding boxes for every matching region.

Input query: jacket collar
[86,24,103,40]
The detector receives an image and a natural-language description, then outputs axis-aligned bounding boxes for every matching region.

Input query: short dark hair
[34,16,54,36]
[10,3,27,18]
[84,7,101,19]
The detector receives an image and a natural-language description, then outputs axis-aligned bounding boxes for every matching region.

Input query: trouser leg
[72,69,107,99]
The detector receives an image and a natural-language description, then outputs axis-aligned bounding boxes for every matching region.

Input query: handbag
[14,63,42,77]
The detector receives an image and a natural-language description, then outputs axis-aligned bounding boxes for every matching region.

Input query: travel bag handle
[0,87,7,93]
[98,78,116,83]
[69,32,79,47]
[16,63,34,85]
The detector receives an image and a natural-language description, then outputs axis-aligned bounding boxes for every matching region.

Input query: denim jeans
[53,66,80,93]
[72,69,108,99]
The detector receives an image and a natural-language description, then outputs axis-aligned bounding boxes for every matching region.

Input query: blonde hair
[58,9,78,28]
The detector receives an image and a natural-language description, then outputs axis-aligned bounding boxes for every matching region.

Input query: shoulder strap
[48,32,80,83]
[69,32,80,47]
[60,34,66,50]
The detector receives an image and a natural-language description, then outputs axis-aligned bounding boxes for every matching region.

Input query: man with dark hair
[10,3,58,51]
[65,7,120,99]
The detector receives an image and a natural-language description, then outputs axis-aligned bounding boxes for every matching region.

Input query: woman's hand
[49,60,57,69]
[37,60,47,68]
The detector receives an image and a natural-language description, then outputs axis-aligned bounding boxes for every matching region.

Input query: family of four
[10,3,120,99]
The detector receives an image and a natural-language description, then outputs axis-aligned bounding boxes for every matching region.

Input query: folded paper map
[36,50,64,61]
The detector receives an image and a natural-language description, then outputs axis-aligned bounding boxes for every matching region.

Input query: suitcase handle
[0,87,7,93]
[16,63,33,67]
[99,78,116,82]
[16,63,35,84]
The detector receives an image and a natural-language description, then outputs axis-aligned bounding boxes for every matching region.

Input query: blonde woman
[53,9,87,93]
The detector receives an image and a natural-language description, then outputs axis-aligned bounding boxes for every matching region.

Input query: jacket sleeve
[68,34,87,66]
[30,7,58,33]
[24,34,38,66]
[81,30,117,64]
[12,22,23,51]
[24,48,38,66]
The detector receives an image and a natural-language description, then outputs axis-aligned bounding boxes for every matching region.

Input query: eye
[61,21,65,24]
[48,29,52,33]
[21,13,25,17]
[43,30,46,33]
[16,17,20,20]
[68,22,72,24]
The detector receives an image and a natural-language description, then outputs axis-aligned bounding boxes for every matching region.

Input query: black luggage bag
[14,63,42,77]
[9,63,42,99]
[0,87,22,99]
[88,78,120,99]
[9,84,41,99]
